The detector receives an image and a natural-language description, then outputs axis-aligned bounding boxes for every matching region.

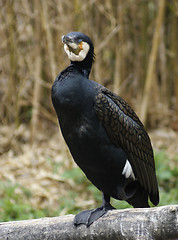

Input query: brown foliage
[0,0,177,136]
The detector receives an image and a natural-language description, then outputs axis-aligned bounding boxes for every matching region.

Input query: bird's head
[62,32,95,73]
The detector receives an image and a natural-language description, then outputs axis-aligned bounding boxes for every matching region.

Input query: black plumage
[51,32,159,226]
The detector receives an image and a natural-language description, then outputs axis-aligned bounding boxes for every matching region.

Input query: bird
[51,32,159,226]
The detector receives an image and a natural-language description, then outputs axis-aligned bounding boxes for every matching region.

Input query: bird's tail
[126,184,150,208]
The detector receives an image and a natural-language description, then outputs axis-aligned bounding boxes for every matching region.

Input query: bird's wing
[94,86,159,204]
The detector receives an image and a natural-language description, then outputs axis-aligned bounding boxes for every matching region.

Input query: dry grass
[0,123,98,215]
[0,124,177,216]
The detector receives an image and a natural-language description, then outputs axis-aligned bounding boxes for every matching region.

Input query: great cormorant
[51,32,159,226]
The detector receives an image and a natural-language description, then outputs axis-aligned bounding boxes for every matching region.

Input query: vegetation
[0,148,177,221]
[0,0,177,222]
[1,0,177,130]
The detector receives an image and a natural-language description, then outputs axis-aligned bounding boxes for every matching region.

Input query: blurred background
[0,0,177,221]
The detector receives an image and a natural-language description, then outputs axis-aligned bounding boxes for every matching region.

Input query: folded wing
[94,86,159,205]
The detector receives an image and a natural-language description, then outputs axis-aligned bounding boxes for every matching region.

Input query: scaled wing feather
[94,86,159,204]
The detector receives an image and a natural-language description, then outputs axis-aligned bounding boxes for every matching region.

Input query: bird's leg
[74,193,115,226]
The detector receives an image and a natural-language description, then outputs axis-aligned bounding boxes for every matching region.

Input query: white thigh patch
[122,160,135,180]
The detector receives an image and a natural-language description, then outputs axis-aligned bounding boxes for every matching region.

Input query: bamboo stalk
[159,25,167,105]
[113,43,121,94]
[113,1,124,95]
[6,0,19,125]
[31,0,42,143]
[141,0,149,89]
[140,0,166,125]
[41,1,57,81]
[170,0,178,122]
[119,1,125,90]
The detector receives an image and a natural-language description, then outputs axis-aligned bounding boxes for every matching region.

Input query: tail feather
[127,184,150,208]
[150,192,159,206]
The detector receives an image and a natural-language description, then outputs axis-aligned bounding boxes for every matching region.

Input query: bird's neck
[70,63,91,78]
[70,57,93,78]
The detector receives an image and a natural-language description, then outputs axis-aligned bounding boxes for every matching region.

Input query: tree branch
[0,205,178,240]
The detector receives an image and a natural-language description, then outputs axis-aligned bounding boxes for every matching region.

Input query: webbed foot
[74,194,115,226]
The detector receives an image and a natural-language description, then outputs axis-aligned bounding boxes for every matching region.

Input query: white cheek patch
[122,160,135,180]
[67,42,78,49]
[64,42,90,62]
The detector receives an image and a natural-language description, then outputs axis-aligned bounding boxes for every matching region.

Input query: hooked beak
[62,35,74,45]
[62,35,83,55]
